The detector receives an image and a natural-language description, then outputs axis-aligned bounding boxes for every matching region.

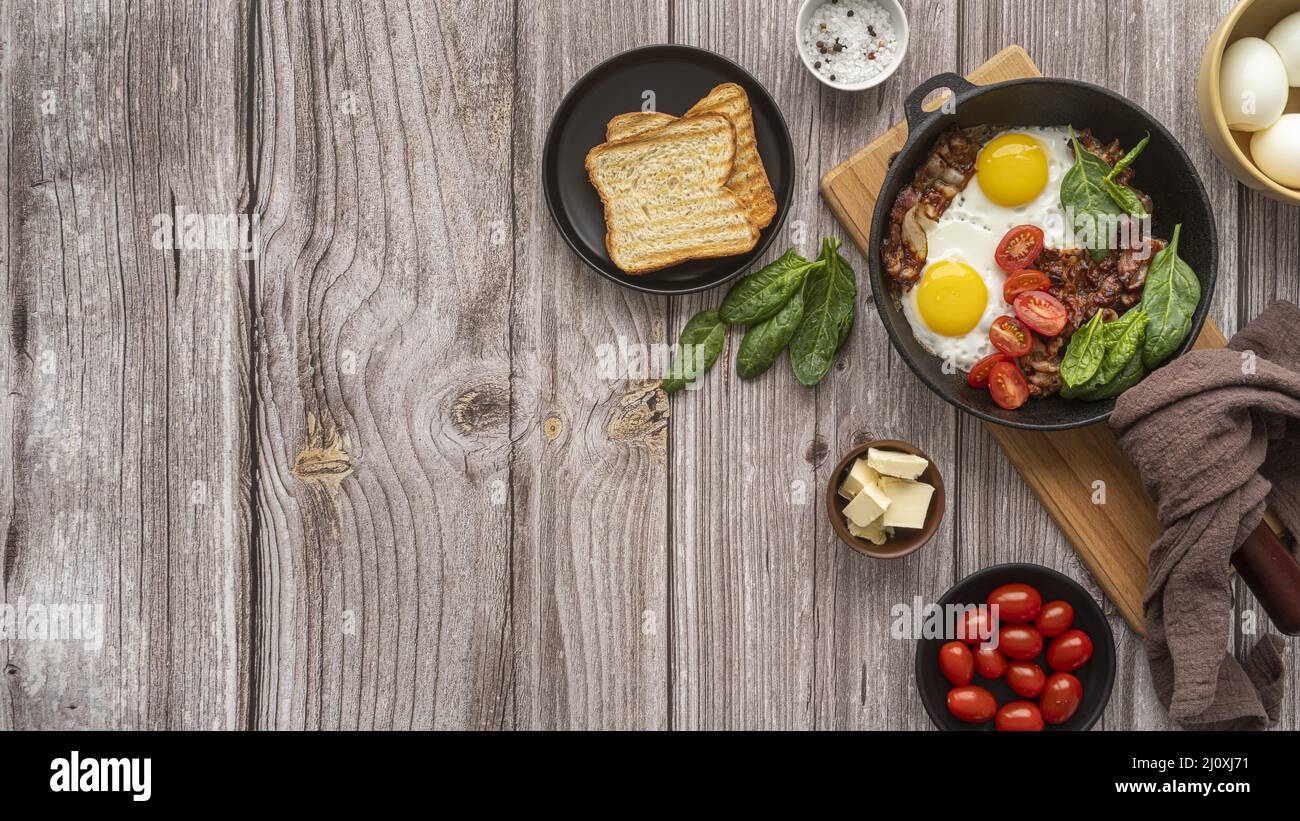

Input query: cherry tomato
[1040,672,1083,725]
[995,225,1045,273]
[1012,290,1068,336]
[938,641,974,687]
[1005,661,1047,697]
[974,644,1007,679]
[958,607,997,645]
[1003,269,1051,303]
[987,582,1043,623]
[1035,600,1075,638]
[988,361,1029,410]
[995,700,1045,732]
[1046,628,1094,672]
[968,353,1010,389]
[946,685,997,723]
[998,623,1044,661]
[989,315,1033,357]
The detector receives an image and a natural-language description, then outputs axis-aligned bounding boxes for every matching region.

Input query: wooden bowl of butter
[826,439,945,559]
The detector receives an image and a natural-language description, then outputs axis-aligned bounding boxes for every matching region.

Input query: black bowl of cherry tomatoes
[915,563,1116,731]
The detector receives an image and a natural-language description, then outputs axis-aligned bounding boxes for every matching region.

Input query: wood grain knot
[804,435,829,467]
[451,385,509,434]
[606,381,669,463]
[542,415,563,440]
[292,414,354,497]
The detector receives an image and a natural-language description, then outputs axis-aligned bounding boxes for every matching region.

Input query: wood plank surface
[1,0,1296,731]
[1,0,250,729]
[510,1,671,729]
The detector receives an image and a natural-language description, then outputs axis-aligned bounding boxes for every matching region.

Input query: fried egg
[902,126,1074,371]
[901,220,1001,371]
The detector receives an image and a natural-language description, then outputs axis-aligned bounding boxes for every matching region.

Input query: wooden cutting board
[820,46,1229,635]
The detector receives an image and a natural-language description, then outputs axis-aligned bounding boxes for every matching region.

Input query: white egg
[901,220,1006,372]
[1251,113,1300,188]
[1266,11,1300,86]
[1219,37,1290,132]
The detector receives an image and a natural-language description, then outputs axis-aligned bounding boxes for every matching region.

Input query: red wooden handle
[1233,522,1300,636]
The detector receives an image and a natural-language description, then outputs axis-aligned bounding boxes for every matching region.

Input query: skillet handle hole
[920,87,954,113]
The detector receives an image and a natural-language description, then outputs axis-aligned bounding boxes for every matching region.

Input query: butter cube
[848,518,888,545]
[843,482,891,529]
[866,448,929,480]
[879,477,935,529]
[838,458,881,500]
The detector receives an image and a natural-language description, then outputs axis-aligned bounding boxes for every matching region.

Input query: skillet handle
[1233,520,1300,636]
[903,73,977,135]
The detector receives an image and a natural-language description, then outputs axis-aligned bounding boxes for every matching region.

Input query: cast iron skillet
[543,45,794,295]
[868,74,1219,430]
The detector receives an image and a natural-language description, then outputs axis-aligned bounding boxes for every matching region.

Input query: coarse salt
[801,0,899,86]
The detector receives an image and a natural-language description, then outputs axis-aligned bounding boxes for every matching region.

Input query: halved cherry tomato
[946,685,997,723]
[1046,628,1094,672]
[974,644,1007,679]
[1040,672,1083,725]
[996,700,1045,731]
[1035,600,1075,638]
[989,315,1033,357]
[988,361,1029,410]
[967,353,1010,389]
[958,606,997,645]
[1005,661,1047,697]
[995,225,1045,273]
[1013,290,1068,336]
[987,582,1043,623]
[1003,269,1051,303]
[998,623,1044,661]
[938,641,974,687]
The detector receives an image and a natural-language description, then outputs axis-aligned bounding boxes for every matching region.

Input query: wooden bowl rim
[824,439,946,560]
[1201,0,1300,203]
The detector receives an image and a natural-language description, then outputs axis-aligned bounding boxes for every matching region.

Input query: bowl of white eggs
[1198,0,1300,205]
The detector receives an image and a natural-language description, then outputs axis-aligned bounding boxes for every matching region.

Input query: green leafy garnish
[661,309,727,394]
[718,249,824,326]
[1140,224,1200,370]
[789,238,856,387]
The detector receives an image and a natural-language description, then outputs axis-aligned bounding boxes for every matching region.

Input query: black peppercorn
[848,9,854,16]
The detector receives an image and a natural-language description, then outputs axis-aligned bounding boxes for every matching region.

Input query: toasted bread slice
[605,111,676,142]
[686,83,778,229]
[606,85,778,229]
[585,113,759,275]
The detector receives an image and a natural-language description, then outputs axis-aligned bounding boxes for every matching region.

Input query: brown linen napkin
[1109,301,1300,730]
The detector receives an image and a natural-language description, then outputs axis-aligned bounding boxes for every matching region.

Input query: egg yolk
[976,133,1048,207]
[916,261,988,337]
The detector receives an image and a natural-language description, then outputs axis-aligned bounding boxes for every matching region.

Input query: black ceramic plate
[542,44,794,295]
[915,563,1116,731]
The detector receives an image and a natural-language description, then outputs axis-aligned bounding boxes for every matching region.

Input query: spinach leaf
[1060,310,1106,389]
[718,249,824,326]
[1103,176,1147,217]
[1107,132,1150,179]
[1060,309,1148,400]
[1140,224,1200,370]
[1060,126,1122,262]
[1087,348,1148,400]
[661,309,727,394]
[790,238,857,387]
[736,289,804,380]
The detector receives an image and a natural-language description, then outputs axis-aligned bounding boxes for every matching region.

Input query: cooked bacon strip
[882,127,980,286]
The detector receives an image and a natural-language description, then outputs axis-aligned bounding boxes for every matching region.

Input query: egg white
[902,126,1074,372]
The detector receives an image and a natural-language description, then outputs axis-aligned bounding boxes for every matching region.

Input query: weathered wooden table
[2,0,1296,730]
